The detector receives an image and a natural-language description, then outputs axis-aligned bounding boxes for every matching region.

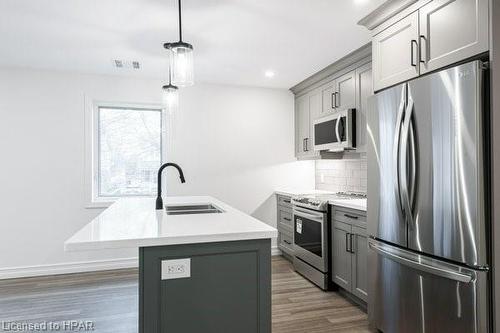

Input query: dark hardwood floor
[0,256,370,332]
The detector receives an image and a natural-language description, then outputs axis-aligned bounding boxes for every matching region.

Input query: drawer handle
[283,200,291,204]
[284,240,292,245]
[283,217,291,221]
[344,214,359,220]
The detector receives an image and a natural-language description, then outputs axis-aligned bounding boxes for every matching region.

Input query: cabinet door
[335,70,356,110]
[419,0,488,74]
[321,80,337,115]
[295,94,310,157]
[373,11,419,91]
[351,226,368,302]
[355,63,372,153]
[332,221,352,291]
[308,88,322,153]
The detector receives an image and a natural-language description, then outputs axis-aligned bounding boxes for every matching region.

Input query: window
[87,103,165,205]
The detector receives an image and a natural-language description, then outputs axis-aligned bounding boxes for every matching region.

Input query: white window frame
[85,99,168,208]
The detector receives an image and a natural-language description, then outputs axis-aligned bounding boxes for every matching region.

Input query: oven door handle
[293,208,324,223]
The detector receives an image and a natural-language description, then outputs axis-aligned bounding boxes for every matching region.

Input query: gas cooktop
[291,191,367,211]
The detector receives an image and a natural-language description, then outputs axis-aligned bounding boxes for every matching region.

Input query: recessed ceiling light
[264,70,275,78]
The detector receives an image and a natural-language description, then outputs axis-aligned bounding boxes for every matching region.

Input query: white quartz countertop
[274,188,334,196]
[65,196,277,251]
[329,198,367,211]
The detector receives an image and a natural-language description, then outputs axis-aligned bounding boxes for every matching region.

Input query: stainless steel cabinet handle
[349,234,355,253]
[344,213,359,220]
[345,233,350,253]
[331,92,335,109]
[283,240,292,245]
[419,35,426,64]
[303,138,306,152]
[283,217,291,221]
[410,40,418,67]
[335,92,339,108]
[284,200,291,204]
[305,138,309,151]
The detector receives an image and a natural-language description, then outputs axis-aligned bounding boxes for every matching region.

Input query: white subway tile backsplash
[315,159,367,193]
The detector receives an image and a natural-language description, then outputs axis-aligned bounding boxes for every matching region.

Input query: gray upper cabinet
[295,91,319,159]
[372,12,419,92]
[355,63,372,153]
[418,0,489,74]
[291,43,371,160]
[321,81,337,116]
[335,70,356,110]
[295,94,310,158]
[366,0,489,91]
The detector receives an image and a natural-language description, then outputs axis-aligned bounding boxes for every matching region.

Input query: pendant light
[164,0,194,87]
[162,55,179,111]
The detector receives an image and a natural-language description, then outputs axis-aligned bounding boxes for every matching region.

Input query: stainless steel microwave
[313,109,355,152]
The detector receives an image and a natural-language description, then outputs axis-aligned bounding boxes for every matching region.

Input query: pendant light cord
[178,0,183,42]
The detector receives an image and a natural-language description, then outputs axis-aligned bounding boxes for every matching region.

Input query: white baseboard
[0,257,138,280]
[0,247,282,280]
[271,246,282,256]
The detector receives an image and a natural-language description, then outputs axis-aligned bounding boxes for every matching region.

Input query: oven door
[293,206,328,272]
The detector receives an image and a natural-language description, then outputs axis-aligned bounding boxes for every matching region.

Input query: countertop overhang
[65,196,277,251]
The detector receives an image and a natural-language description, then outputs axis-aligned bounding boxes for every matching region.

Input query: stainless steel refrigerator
[367,60,490,333]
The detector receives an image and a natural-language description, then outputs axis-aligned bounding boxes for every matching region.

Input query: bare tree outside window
[98,107,163,197]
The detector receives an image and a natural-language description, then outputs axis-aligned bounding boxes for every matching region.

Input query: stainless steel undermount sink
[164,204,225,215]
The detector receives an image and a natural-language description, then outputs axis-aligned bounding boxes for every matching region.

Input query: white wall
[0,67,314,277]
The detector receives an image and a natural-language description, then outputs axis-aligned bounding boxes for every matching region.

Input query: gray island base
[65,197,277,333]
[139,239,271,333]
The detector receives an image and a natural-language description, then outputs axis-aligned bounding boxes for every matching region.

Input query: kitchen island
[65,196,277,333]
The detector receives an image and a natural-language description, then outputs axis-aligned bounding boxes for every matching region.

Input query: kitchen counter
[329,198,367,211]
[274,188,333,196]
[66,196,275,333]
[65,196,277,251]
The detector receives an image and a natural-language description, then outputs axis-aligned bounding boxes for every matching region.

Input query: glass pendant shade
[169,42,194,87]
[162,84,179,111]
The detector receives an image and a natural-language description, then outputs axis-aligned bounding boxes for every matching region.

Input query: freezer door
[367,84,407,247]
[368,239,489,333]
[405,61,487,267]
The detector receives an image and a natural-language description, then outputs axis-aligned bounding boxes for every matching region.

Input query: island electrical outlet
[161,258,191,280]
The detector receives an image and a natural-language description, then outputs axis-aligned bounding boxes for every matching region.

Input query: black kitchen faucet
[156,163,185,210]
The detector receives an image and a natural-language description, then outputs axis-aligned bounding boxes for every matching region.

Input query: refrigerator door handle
[393,85,406,214]
[400,93,415,228]
[408,119,417,209]
[369,240,474,283]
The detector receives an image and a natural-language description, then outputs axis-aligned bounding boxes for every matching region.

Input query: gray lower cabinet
[331,206,368,302]
[332,221,352,290]
[139,239,271,333]
[276,194,294,260]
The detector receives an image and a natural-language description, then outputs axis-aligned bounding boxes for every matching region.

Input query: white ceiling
[0,0,385,88]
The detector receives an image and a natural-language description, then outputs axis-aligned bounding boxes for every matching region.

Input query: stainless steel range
[291,192,366,290]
